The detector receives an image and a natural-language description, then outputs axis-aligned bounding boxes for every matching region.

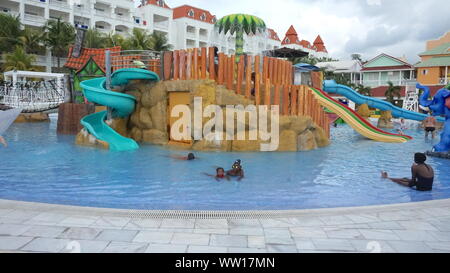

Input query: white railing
[115,13,132,22]
[49,0,69,9]
[439,77,449,85]
[154,21,169,30]
[34,55,48,65]
[186,31,196,39]
[24,13,46,24]
[94,9,112,18]
[362,79,417,87]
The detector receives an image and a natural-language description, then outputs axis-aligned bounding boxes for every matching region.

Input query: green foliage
[20,27,46,54]
[385,81,402,105]
[2,46,37,71]
[0,13,23,54]
[149,32,173,52]
[43,19,76,67]
[215,14,266,61]
[355,84,372,97]
[84,29,108,48]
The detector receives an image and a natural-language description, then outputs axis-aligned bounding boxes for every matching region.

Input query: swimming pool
[1,117,449,210]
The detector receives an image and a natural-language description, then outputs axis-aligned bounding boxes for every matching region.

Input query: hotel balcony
[49,0,69,11]
[153,14,169,31]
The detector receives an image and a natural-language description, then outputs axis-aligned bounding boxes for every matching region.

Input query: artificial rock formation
[377,110,394,128]
[356,104,371,120]
[14,112,50,123]
[76,79,330,152]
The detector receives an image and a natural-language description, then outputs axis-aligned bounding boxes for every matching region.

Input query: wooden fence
[162,47,329,137]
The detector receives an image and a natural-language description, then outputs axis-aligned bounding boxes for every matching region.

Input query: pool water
[1,118,449,210]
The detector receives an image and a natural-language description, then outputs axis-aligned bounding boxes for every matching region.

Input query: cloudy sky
[142,0,450,63]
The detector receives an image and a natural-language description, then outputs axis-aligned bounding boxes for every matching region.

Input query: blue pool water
[1,118,449,210]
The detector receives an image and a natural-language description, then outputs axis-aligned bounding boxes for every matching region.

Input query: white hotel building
[0,0,328,72]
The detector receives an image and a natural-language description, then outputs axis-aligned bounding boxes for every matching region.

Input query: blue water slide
[80,68,159,151]
[323,80,445,123]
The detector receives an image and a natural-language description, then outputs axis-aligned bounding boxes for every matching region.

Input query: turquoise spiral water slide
[80,68,159,151]
[323,80,445,123]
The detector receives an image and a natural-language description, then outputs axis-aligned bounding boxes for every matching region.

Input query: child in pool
[226,160,245,181]
[204,167,230,181]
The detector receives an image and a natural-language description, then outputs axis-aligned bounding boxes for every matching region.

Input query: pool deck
[1,198,450,253]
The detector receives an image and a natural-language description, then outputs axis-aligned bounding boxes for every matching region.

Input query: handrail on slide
[80,68,159,151]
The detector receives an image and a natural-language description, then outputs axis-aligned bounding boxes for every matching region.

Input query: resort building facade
[416,31,450,86]
[0,0,328,72]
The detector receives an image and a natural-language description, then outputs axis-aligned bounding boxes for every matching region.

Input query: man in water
[381,153,434,191]
[169,153,196,161]
[0,136,6,147]
[204,167,230,181]
[422,114,437,139]
[226,160,244,181]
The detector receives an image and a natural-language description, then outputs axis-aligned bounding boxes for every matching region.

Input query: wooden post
[282,85,289,115]
[201,47,207,79]
[227,56,233,90]
[224,56,229,86]
[236,56,244,95]
[179,50,186,80]
[173,50,179,80]
[273,85,280,106]
[186,50,192,80]
[264,79,271,105]
[262,56,269,82]
[281,60,286,85]
[163,51,173,80]
[245,55,252,98]
[218,53,224,84]
[208,47,215,80]
[255,72,260,105]
[291,86,297,116]
[272,59,278,85]
[269,58,274,84]
[193,48,199,80]
[254,55,260,76]
[297,86,302,116]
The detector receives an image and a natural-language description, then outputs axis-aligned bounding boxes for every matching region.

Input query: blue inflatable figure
[417,83,450,153]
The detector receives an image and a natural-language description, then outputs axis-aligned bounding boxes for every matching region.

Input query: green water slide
[80,68,159,151]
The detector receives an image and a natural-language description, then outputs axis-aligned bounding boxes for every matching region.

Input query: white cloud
[141,0,450,63]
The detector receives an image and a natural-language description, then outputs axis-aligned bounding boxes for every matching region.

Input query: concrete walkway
[1,199,450,253]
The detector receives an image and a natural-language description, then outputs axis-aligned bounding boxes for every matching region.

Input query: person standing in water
[422,114,437,139]
[381,153,434,191]
[0,136,6,147]
[226,160,245,181]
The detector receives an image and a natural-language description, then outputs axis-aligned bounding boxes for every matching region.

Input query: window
[188,9,194,17]
[422,69,428,75]
[157,0,164,7]
[200,13,206,21]
[211,17,216,23]
[285,38,290,43]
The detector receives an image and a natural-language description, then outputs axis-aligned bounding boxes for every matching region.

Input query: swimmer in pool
[169,153,196,161]
[226,160,244,181]
[0,136,6,147]
[381,153,434,191]
[204,167,230,181]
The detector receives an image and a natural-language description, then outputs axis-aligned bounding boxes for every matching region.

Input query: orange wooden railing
[163,47,329,137]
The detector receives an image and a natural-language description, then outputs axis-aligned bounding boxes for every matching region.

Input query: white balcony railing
[362,79,417,87]
[186,31,196,39]
[24,13,46,24]
[115,13,131,22]
[94,9,112,18]
[49,0,69,9]
[153,21,169,30]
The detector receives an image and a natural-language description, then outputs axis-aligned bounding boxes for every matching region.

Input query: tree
[127,28,153,50]
[20,27,45,54]
[0,13,23,54]
[215,14,266,62]
[355,84,372,97]
[43,18,75,68]
[83,29,108,48]
[2,46,37,71]
[385,81,402,105]
[149,32,173,51]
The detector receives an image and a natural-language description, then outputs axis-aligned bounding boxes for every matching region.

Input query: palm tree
[0,13,23,54]
[43,18,75,68]
[83,29,108,48]
[149,32,173,51]
[20,27,45,54]
[385,81,402,105]
[2,46,36,71]
[127,28,152,50]
[356,84,372,97]
[215,14,266,62]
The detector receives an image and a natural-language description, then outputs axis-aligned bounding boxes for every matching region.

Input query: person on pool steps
[227,160,245,181]
[381,153,434,191]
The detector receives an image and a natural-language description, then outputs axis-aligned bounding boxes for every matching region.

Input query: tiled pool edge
[1,198,450,219]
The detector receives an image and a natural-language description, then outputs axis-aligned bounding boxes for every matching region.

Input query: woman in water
[204,167,230,181]
[226,160,245,181]
[381,153,434,191]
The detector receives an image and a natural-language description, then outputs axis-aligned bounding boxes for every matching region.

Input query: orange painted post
[282,85,289,115]
[186,51,192,80]
[254,55,260,76]
[173,50,179,80]
[245,55,252,98]
[227,56,234,90]
[201,47,207,79]
[231,54,236,87]
[291,86,297,116]
[208,47,215,80]
[273,85,280,106]
[163,51,173,80]
[179,50,186,80]
[218,53,224,84]
[193,48,199,80]
[236,57,244,95]
[272,59,278,85]
[268,58,274,84]
[297,86,302,116]
[255,72,261,105]
[224,56,229,86]
[262,56,268,82]
[264,79,271,105]
[288,62,293,84]
[281,61,286,85]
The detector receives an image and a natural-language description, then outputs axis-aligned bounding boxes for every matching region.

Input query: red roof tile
[145,0,171,9]
[286,25,298,36]
[64,46,121,73]
[267,28,280,41]
[173,5,216,24]
[313,35,328,52]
